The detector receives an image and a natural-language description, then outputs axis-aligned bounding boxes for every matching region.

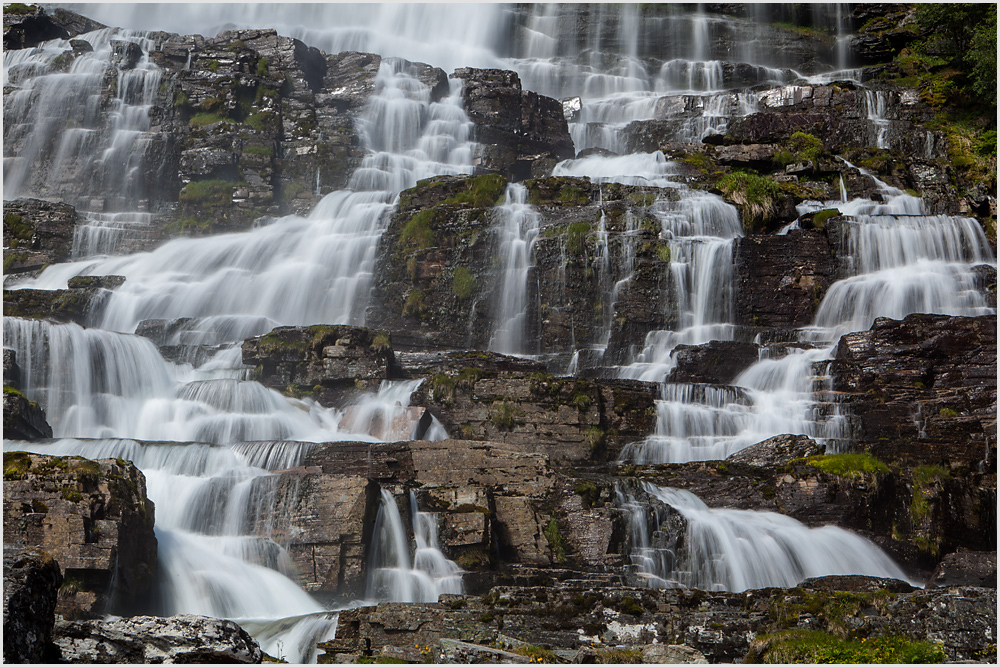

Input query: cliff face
[2,3,996,665]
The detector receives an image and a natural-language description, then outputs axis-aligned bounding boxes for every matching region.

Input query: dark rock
[452,68,574,180]
[727,434,825,468]
[3,276,121,325]
[883,586,996,663]
[3,546,62,664]
[928,550,997,589]
[52,614,263,663]
[734,230,836,329]
[66,275,125,291]
[3,387,53,440]
[641,645,708,664]
[110,39,143,70]
[242,324,397,405]
[830,314,997,467]
[798,574,917,593]
[2,198,79,274]
[3,349,21,389]
[3,5,105,51]
[667,340,760,384]
[3,453,157,619]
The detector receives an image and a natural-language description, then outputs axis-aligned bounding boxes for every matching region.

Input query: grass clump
[189,112,227,128]
[243,145,273,157]
[4,451,32,479]
[805,452,890,479]
[566,220,591,255]
[556,185,590,205]
[911,464,950,522]
[452,266,476,300]
[402,290,426,318]
[399,209,436,250]
[245,111,275,132]
[180,180,232,207]
[746,629,945,664]
[717,171,781,231]
[488,400,523,430]
[441,174,507,208]
[811,208,840,229]
[596,647,644,663]
[4,4,36,15]
[543,517,567,564]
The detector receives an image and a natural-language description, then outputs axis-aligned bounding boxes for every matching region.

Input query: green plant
[440,174,507,208]
[789,131,824,164]
[400,209,436,250]
[452,266,476,300]
[656,244,671,262]
[557,185,590,205]
[3,4,36,15]
[488,400,523,430]
[243,145,273,156]
[543,516,567,564]
[180,180,232,208]
[939,407,959,418]
[370,332,391,352]
[596,647,644,663]
[245,111,274,132]
[717,171,781,231]
[574,480,600,508]
[189,112,226,128]
[910,464,950,522]
[566,220,591,255]
[746,629,945,664]
[805,452,890,478]
[430,373,455,404]
[256,57,269,78]
[402,290,426,318]
[811,208,840,229]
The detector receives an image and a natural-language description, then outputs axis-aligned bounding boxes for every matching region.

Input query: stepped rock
[2,453,157,619]
[3,387,52,440]
[2,198,79,274]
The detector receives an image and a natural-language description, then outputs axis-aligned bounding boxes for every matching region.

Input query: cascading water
[6,4,995,661]
[366,490,463,603]
[489,183,541,356]
[617,482,910,592]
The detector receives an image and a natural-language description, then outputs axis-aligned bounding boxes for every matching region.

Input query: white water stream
[4,4,995,661]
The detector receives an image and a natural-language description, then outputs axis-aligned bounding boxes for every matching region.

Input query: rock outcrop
[3,546,62,664]
[2,198,79,274]
[2,275,124,326]
[451,68,575,180]
[324,582,996,664]
[52,614,263,663]
[2,386,52,440]
[3,453,157,619]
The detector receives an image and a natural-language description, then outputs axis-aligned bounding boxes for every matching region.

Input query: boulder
[3,5,105,51]
[242,324,397,404]
[726,434,825,468]
[52,614,262,663]
[641,644,708,664]
[452,68,575,180]
[3,546,62,664]
[3,386,53,440]
[3,275,124,325]
[928,550,997,589]
[3,453,157,619]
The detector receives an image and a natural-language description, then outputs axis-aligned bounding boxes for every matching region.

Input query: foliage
[746,629,945,664]
[4,3,36,15]
[513,644,560,663]
[556,185,590,205]
[805,452,889,478]
[179,180,232,208]
[912,4,997,111]
[911,464,950,522]
[440,174,507,208]
[243,145,273,157]
[245,111,275,132]
[488,400,523,430]
[256,57,269,78]
[596,647,644,663]
[566,221,591,255]
[400,209,436,250]
[789,131,824,164]
[402,290,426,318]
[811,208,840,229]
[717,171,781,231]
[189,112,227,128]
[543,517,567,564]
[452,266,476,300]
[5,213,32,245]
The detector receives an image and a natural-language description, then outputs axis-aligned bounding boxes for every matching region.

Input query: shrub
[717,171,781,231]
[452,266,476,300]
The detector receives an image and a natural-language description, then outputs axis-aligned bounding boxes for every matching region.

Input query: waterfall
[489,183,541,357]
[366,490,463,603]
[618,482,910,592]
[3,437,336,664]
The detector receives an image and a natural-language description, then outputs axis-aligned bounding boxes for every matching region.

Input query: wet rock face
[2,453,157,619]
[2,198,79,274]
[53,614,263,663]
[3,546,62,664]
[734,229,837,329]
[667,340,761,384]
[2,5,105,50]
[452,68,575,180]
[242,324,397,404]
[831,314,997,467]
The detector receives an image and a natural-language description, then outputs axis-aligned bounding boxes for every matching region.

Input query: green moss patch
[440,174,507,208]
[717,171,781,231]
[805,452,890,478]
[452,266,476,300]
[400,209,437,250]
[747,629,945,664]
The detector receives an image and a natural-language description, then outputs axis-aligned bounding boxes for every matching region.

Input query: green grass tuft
[805,452,890,478]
